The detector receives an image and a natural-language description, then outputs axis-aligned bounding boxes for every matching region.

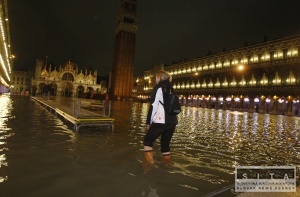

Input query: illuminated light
[195,72,198,76]
[226,97,232,102]
[0,54,10,81]
[278,99,284,103]
[239,81,246,86]
[254,98,260,103]
[231,60,238,65]
[286,71,296,84]
[222,80,228,87]
[192,67,196,72]
[223,61,230,67]
[216,62,222,68]
[196,80,201,88]
[234,97,240,102]
[244,98,250,102]
[187,68,191,73]
[203,65,208,70]
[266,98,271,103]
[238,65,244,71]
[197,66,202,71]
[0,76,9,87]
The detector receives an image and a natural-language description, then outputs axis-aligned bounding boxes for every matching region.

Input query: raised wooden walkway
[31,96,114,132]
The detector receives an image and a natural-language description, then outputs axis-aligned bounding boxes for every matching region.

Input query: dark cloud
[8,0,300,76]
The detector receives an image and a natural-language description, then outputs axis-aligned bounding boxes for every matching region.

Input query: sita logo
[235,166,296,193]
[242,172,291,179]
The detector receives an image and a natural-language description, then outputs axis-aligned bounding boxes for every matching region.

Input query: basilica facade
[31,59,107,97]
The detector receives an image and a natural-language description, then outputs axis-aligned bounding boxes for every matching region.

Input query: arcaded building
[139,34,300,115]
[0,0,12,93]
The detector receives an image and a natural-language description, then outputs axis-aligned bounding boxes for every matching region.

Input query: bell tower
[111,0,138,100]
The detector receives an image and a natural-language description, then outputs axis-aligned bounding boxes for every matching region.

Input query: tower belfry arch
[111,0,138,100]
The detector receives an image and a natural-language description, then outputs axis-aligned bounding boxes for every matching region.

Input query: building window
[250,54,259,63]
[287,46,298,58]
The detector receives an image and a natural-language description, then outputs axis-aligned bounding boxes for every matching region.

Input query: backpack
[159,87,181,115]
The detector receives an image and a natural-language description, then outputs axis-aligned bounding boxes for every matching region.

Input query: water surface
[0,95,299,196]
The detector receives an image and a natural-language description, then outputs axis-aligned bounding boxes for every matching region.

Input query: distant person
[143,70,178,164]
[43,83,50,100]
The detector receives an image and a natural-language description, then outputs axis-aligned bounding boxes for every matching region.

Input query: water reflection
[0,96,299,196]
[0,95,12,182]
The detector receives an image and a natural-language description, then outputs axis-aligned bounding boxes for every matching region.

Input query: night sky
[8,0,300,76]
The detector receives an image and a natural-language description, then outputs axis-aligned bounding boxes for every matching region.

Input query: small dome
[50,70,59,78]
[77,72,85,80]
[63,58,79,71]
[41,69,48,77]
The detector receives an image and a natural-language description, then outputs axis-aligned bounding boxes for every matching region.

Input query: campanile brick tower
[111,0,138,100]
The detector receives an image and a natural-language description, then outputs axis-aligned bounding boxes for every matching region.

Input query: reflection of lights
[293,100,300,103]
[234,97,240,102]
[244,98,249,102]
[254,98,259,103]
[266,98,271,103]
[226,97,232,102]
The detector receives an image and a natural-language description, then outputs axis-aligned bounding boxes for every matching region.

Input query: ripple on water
[0,97,299,196]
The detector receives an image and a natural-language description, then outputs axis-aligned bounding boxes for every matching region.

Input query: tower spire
[44,55,48,69]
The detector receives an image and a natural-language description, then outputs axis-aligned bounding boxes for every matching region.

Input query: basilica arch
[49,82,57,95]
[77,85,85,98]
[61,72,75,82]
[61,82,73,96]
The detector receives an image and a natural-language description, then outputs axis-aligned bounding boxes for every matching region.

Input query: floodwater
[0,95,299,197]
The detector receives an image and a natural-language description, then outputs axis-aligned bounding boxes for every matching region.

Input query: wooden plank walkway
[31,96,114,132]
